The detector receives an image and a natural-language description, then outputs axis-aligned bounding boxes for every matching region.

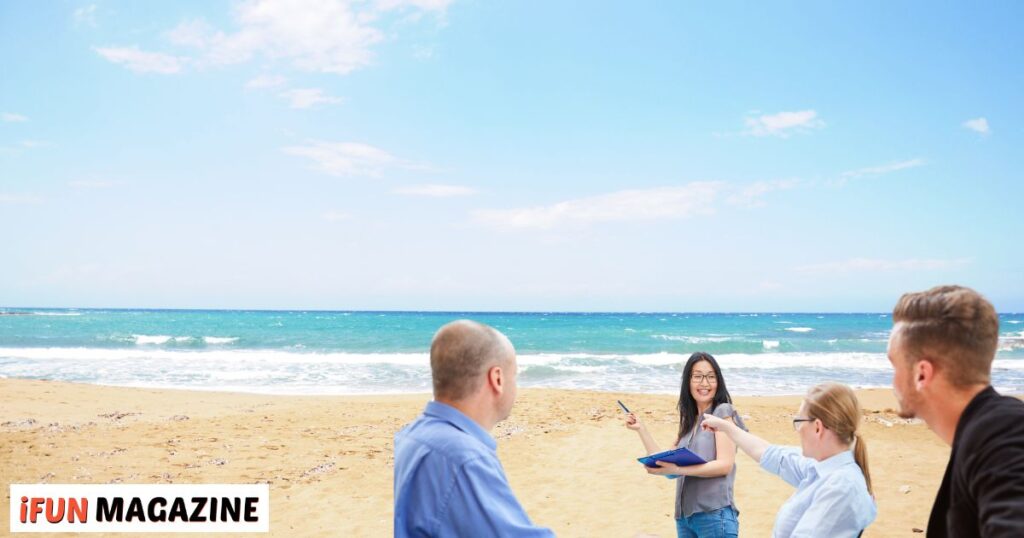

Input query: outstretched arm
[701,413,769,462]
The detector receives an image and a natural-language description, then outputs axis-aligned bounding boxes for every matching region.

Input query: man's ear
[915,358,935,391]
[487,365,504,395]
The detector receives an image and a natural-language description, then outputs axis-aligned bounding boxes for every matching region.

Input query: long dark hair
[676,352,732,445]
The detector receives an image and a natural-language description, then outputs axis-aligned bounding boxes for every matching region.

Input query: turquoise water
[1,309,1022,395]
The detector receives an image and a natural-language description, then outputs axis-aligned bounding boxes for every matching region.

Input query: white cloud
[69,180,117,189]
[796,257,972,274]
[245,74,288,89]
[280,88,343,109]
[726,179,801,208]
[841,158,926,179]
[963,117,990,135]
[322,210,353,222]
[474,182,722,230]
[392,184,476,197]
[2,112,28,122]
[0,141,48,154]
[832,158,926,186]
[163,0,450,75]
[744,110,824,137]
[164,19,216,49]
[378,0,454,10]
[412,44,436,60]
[94,46,187,74]
[0,193,43,204]
[74,4,98,27]
[283,140,420,177]
[246,76,341,111]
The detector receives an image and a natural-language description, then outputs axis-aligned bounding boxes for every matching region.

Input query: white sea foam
[0,347,430,366]
[2,347,1022,396]
[652,334,736,344]
[208,370,279,381]
[133,335,173,345]
[1007,320,1022,324]
[784,327,814,333]
[0,346,1019,369]
[763,340,780,349]
[521,364,607,374]
[30,311,83,317]
[999,333,1024,351]
[203,336,239,345]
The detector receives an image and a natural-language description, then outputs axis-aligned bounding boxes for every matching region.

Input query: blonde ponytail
[805,383,872,496]
[853,433,873,496]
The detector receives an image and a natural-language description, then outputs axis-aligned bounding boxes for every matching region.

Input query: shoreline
[2,379,949,536]
[0,377,905,398]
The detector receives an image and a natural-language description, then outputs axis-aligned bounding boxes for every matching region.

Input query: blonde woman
[701,382,875,537]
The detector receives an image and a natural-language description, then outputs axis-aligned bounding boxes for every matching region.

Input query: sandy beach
[1,379,950,536]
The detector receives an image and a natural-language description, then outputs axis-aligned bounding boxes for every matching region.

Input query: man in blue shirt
[394,320,555,537]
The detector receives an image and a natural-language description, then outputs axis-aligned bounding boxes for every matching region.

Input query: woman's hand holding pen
[624,408,662,456]
[625,412,644,431]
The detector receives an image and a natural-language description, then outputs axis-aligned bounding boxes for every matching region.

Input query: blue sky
[1,1,1021,312]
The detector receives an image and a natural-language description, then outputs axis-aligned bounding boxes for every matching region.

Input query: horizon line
[4,306,1022,316]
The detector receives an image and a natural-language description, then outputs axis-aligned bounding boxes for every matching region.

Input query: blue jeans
[675,506,739,538]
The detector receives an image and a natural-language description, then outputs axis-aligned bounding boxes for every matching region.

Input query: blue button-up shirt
[394,401,555,537]
[760,445,876,537]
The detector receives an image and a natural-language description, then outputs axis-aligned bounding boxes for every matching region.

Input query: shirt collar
[424,400,497,451]
[814,449,857,477]
[953,385,997,448]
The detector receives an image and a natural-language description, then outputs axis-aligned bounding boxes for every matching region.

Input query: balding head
[430,320,515,401]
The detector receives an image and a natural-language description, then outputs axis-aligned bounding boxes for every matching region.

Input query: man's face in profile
[497,354,518,423]
[888,324,920,419]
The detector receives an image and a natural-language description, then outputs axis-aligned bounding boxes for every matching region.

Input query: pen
[617,400,631,413]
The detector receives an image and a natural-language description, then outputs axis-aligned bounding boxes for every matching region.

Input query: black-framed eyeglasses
[792,417,814,431]
[690,373,718,384]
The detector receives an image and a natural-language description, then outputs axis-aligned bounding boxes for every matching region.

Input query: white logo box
[10,484,269,533]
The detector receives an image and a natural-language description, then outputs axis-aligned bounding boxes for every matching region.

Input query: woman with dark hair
[625,352,747,538]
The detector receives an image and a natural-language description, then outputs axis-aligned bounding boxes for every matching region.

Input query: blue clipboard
[638,447,706,479]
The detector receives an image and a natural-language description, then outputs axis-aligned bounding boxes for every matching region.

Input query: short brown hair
[892,285,999,386]
[430,320,513,400]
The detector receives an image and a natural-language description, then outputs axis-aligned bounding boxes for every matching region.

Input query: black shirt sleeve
[964,400,1024,537]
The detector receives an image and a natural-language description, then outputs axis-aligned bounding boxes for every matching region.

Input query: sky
[1,1,1022,312]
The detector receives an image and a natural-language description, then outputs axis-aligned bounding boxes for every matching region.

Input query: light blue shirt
[394,401,555,538]
[760,445,876,538]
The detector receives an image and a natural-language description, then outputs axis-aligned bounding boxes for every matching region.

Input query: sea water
[1,309,1022,395]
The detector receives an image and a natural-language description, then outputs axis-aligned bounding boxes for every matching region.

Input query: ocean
[1,309,1022,396]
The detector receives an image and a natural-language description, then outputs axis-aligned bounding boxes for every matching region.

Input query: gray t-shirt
[674,402,747,519]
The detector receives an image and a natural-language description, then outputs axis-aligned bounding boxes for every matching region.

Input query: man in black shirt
[888,285,1024,537]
